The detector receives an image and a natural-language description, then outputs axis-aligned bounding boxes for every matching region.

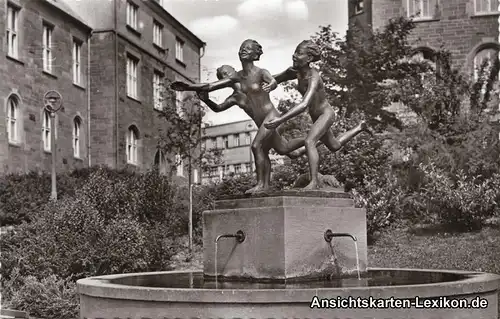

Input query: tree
[156,78,222,253]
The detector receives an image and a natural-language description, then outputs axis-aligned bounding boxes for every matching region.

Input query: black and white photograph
[1,0,500,318]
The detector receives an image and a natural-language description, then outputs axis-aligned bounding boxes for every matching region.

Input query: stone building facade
[0,0,205,178]
[0,0,91,173]
[65,0,205,179]
[349,0,499,82]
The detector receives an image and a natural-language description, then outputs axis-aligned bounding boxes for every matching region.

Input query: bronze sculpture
[171,40,309,194]
[264,40,373,189]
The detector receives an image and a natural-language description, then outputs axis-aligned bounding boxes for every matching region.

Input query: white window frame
[126,56,138,99]
[407,0,433,19]
[233,134,240,147]
[474,0,499,14]
[153,71,162,110]
[73,41,81,85]
[175,38,184,62]
[73,117,81,158]
[126,1,138,30]
[42,110,51,152]
[42,24,53,72]
[223,136,228,148]
[7,5,19,59]
[245,133,251,145]
[7,96,18,143]
[126,127,138,165]
[153,21,163,47]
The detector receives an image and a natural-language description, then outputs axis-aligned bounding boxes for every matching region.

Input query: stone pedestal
[203,189,367,281]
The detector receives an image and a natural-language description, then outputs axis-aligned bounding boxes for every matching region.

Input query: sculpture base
[203,190,367,280]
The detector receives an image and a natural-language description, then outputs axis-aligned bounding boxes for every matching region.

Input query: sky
[162,0,349,125]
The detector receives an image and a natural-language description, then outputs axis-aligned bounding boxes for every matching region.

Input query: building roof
[44,0,92,31]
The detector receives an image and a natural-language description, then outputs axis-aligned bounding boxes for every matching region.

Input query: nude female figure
[196,64,307,159]
[171,39,307,194]
[264,40,373,190]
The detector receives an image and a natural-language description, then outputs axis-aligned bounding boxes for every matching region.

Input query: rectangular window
[176,38,184,62]
[233,134,240,147]
[475,0,498,13]
[126,56,138,98]
[153,21,163,47]
[153,71,162,109]
[126,1,138,29]
[73,41,81,84]
[245,163,252,172]
[235,165,241,174]
[407,0,434,18]
[7,5,19,58]
[223,136,228,148]
[245,133,251,145]
[42,24,53,72]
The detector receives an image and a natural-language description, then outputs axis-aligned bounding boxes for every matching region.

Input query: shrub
[351,169,404,242]
[0,166,137,226]
[6,275,78,319]
[214,173,257,196]
[405,163,500,230]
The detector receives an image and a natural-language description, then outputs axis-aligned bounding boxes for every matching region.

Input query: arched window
[126,126,139,165]
[73,117,81,158]
[473,47,498,81]
[42,110,51,152]
[154,149,167,174]
[6,95,19,143]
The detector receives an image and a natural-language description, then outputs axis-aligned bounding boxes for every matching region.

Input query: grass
[369,224,500,317]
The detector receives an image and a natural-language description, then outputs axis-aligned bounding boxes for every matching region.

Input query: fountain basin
[77,268,500,319]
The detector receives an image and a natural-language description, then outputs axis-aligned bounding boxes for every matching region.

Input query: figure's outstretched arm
[279,71,319,122]
[261,69,278,93]
[172,77,237,92]
[264,70,319,129]
[198,92,237,112]
[272,67,297,84]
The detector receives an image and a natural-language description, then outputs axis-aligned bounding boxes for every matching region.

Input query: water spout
[324,229,361,280]
[215,230,246,287]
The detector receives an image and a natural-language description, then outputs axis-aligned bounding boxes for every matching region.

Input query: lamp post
[43,90,63,201]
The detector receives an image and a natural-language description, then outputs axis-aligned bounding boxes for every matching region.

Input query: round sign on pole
[43,90,63,113]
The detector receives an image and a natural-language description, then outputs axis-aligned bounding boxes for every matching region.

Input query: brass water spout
[215,230,246,243]
[324,229,357,242]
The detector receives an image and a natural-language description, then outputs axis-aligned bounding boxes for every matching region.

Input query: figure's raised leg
[303,110,336,190]
[320,121,369,153]
[245,125,274,194]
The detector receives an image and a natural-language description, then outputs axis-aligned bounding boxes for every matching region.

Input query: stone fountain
[77,186,500,319]
[77,38,500,318]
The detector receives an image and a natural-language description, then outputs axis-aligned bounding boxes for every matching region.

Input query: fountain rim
[77,267,500,304]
